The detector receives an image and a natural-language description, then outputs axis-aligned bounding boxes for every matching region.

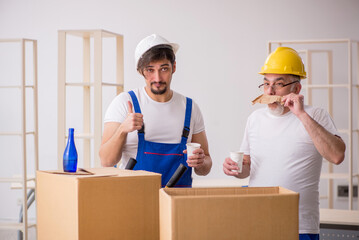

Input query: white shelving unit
[0,39,39,240]
[57,29,124,169]
[268,39,359,222]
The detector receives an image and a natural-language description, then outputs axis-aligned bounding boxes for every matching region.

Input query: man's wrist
[117,125,129,137]
[296,110,308,121]
[194,156,209,173]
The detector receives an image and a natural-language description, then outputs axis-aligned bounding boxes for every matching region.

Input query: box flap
[39,168,161,179]
[162,186,298,198]
[43,168,94,175]
[81,168,161,177]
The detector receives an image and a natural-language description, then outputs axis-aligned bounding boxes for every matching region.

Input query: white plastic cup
[230,151,244,173]
[186,143,201,157]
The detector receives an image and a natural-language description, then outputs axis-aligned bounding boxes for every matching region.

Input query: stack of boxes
[37,169,299,240]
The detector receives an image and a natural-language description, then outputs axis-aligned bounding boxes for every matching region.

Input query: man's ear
[172,61,176,74]
[295,82,302,94]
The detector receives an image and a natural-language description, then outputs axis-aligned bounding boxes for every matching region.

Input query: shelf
[65,133,94,139]
[10,175,36,190]
[0,177,35,183]
[270,39,352,45]
[102,82,123,87]
[323,129,359,135]
[320,209,359,226]
[0,85,34,89]
[336,129,359,134]
[10,182,35,190]
[0,37,39,239]
[0,39,36,43]
[0,175,36,189]
[320,173,350,179]
[0,222,36,230]
[65,82,123,87]
[0,131,35,136]
[66,82,92,87]
[58,29,124,169]
[337,129,349,134]
[320,173,358,179]
[302,84,349,89]
[59,29,121,38]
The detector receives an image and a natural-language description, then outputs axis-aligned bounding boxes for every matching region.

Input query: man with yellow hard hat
[223,47,346,240]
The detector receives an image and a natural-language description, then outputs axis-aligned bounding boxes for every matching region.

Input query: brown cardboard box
[37,168,161,240]
[160,186,299,240]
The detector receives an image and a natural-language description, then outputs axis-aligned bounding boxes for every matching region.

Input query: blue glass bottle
[63,128,78,172]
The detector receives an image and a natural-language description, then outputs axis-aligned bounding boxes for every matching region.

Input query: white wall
[0,0,359,220]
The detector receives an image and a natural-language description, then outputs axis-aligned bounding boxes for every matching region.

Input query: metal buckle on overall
[138,124,145,134]
[182,127,189,138]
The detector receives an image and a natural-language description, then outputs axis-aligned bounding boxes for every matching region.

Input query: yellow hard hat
[259,47,307,79]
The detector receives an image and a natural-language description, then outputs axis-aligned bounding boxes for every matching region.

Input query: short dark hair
[137,44,176,74]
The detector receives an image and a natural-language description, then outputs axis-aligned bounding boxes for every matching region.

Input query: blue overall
[128,91,193,187]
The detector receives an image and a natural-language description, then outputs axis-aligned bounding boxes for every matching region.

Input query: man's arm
[99,122,128,167]
[99,101,143,167]
[185,131,212,176]
[283,93,345,165]
[297,112,345,164]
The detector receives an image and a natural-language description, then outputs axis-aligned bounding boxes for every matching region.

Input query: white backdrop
[1,0,359,220]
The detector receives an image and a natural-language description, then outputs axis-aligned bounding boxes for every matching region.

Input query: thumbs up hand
[120,101,144,133]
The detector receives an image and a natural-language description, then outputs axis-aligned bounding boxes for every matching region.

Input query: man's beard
[150,82,167,95]
[268,102,284,116]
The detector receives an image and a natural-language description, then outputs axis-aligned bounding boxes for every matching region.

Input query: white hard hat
[135,34,179,68]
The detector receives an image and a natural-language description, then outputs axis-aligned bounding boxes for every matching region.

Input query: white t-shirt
[240,105,339,234]
[104,87,205,168]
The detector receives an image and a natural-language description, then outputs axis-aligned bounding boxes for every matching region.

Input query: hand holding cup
[185,143,204,168]
[230,151,244,173]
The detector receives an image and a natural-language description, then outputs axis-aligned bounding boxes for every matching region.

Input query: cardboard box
[160,186,299,240]
[37,168,161,240]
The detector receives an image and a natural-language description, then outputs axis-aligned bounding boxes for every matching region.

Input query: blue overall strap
[128,91,142,114]
[181,97,192,144]
[128,90,145,134]
[128,91,145,150]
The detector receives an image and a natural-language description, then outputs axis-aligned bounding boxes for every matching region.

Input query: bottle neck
[68,128,75,140]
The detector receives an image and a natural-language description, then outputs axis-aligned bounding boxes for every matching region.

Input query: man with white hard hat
[100,34,212,187]
[223,47,345,240]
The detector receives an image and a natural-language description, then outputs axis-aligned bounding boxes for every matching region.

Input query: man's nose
[266,85,276,95]
[153,70,161,82]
